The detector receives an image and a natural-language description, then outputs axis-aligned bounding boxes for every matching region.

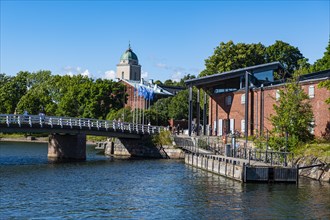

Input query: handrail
[0,114,164,135]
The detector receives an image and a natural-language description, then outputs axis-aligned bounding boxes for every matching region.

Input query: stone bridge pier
[48,133,86,161]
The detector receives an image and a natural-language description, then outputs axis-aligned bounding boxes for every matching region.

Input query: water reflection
[0,141,329,219]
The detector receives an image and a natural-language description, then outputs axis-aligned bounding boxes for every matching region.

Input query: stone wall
[296,156,330,183]
[104,136,184,159]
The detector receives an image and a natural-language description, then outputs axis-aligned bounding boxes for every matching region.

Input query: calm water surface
[0,141,329,219]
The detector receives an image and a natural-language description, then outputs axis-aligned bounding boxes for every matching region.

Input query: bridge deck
[0,114,164,138]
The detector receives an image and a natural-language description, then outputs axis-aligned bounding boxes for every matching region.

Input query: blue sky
[1,1,329,82]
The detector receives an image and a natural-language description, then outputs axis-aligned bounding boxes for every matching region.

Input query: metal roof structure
[184,62,284,88]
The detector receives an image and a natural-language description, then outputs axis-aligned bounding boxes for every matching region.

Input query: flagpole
[132,86,135,124]
[142,98,145,126]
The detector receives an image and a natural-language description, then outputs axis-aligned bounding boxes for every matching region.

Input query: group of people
[168,124,183,135]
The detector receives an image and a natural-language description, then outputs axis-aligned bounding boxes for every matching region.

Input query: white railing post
[29,116,32,127]
[79,119,82,129]
[97,121,100,130]
[113,120,116,131]
[88,120,91,130]
[18,116,21,127]
[40,116,43,128]
[59,118,63,128]
[6,115,10,127]
[69,118,72,129]
[105,121,108,131]
[49,118,53,128]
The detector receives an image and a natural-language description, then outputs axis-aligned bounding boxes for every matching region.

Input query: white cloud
[62,66,92,78]
[172,71,182,82]
[81,69,91,78]
[103,70,116,79]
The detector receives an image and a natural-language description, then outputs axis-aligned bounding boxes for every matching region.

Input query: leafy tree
[144,108,169,126]
[266,40,304,76]
[154,80,163,85]
[0,72,30,114]
[106,107,133,122]
[151,97,172,123]
[200,41,266,76]
[200,40,305,78]
[178,74,196,87]
[16,71,54,115]
[168,88,201,120]
[163,79,175,86]
[269,73,314,151]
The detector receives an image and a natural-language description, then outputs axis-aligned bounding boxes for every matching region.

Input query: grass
[293,140,330,163]
[0,133,27,139]
[86,135,108,142]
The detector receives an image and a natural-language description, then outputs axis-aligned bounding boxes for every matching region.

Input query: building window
[276,90,280,101]
[122,72,124,79]
[225,96,232,106]
[241,120,245,133]
[241,94,245,104]
[309,85,315,98]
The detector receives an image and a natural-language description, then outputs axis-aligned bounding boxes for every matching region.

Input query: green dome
[120,48,138,62]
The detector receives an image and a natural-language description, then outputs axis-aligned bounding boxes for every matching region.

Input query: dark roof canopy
[185,62,284,88]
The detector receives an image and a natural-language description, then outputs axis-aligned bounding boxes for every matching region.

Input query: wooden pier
[185,153,298,183]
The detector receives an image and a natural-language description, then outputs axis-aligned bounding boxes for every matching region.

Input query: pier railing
[0,114,164,135]
[175,136,294,167]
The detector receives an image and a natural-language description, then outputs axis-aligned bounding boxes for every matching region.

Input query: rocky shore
[296,156,329,183]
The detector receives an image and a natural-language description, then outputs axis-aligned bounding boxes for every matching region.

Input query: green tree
[178,74,196,87]
[16,70,54,115]
[151,97,172,123]
[106,107,133,122]
[266,40,305,76]
[269,73,314,151]
[168,88,201,120]
[200,40,305,78]
[200,41,266,76]
[0,72,30,114]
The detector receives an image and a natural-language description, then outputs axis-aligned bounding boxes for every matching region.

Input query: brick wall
[208,79,330,138]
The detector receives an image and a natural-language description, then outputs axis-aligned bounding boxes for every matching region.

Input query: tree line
[0,71,126,119]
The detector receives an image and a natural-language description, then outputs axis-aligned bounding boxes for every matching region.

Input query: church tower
[116,44,141,81]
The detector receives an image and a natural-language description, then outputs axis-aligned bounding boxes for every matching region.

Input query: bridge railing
[0,114,163,135]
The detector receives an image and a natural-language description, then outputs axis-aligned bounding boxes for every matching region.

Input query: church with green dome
[116,44,141,81]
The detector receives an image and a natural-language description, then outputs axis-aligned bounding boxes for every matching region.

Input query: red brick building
[185,62,330,138]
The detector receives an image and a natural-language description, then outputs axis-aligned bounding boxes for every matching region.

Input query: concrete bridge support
[48,133,86,161]
[104,136,184,159]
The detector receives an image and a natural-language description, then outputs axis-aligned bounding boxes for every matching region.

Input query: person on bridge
[176,124,180,135]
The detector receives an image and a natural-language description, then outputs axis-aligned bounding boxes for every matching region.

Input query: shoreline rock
[296,156,329,183]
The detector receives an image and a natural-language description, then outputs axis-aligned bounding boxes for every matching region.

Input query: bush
[152,130,172,147]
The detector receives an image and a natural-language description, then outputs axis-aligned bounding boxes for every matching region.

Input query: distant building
[116,44,141,81]
[185,62,330,138]
[116,45,185,110]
